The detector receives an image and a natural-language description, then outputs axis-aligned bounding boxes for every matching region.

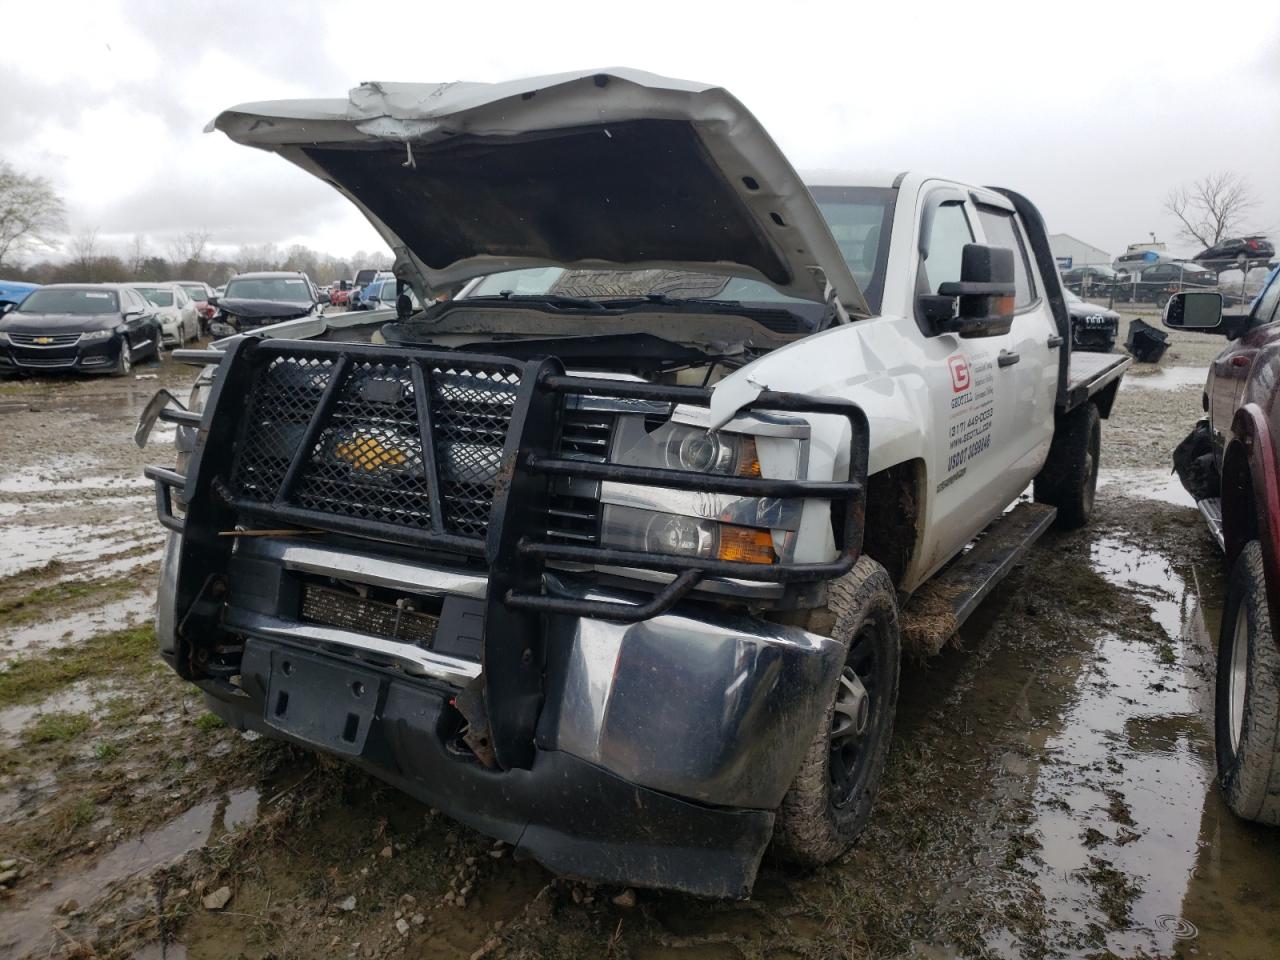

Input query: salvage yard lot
[2,319,1280,960]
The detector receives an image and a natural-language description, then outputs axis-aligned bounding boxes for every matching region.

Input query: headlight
[598,416,807,565]
[81,329,115,342]
[601,504,777,565]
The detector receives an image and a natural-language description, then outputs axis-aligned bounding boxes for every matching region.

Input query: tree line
[0,158,392,287]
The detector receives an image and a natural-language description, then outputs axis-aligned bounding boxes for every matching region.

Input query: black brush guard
[145,337,869,768]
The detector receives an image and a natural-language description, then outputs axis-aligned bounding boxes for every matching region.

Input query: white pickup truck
[138,69,1130,898]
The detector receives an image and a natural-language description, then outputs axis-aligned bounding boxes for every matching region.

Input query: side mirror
[396,292,414,320]
[1163,291,1223,331]
[921,244,1016,338]
[207,296,219,306]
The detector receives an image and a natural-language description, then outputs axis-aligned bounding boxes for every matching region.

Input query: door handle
[1047,335,1064,348]
[998,350,1021,368]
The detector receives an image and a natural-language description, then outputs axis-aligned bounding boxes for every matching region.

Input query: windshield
[18,288,119,315]
[461,187,894,317]
[135,287,174,307]
[225,277,312,303]
[180,285,207,301]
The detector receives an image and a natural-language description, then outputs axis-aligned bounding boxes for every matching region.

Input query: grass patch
[0,576,139,627]
[93,741,121,762]
[24,711,91,743]
[0,625,156,707]
[194,713,225,732]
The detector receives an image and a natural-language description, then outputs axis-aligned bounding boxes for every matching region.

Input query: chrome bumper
[156,534,842,810]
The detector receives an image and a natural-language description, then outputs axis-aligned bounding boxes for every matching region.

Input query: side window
[920,201,974,294]
[1254,273,1280,325]
[976,207,1036,308]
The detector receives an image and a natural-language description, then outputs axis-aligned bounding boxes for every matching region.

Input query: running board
[1198,497,1224,550]
[901,502,1057,657]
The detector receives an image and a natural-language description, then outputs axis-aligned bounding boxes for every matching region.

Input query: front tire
[1216,540,1280,825]
[771,557,901,866]
[1033,401,1102,530]
[112,340,133,377]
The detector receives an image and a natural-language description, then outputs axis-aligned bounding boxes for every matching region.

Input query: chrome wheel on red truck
[1216,540,1280,826]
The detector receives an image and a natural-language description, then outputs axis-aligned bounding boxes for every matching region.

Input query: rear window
[180,285,207,300]
[18,288,119,315]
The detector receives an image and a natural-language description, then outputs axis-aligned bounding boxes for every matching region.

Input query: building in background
[1050,233,1111,271]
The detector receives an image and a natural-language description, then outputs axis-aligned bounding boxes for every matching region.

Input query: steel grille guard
[143,337,869,769]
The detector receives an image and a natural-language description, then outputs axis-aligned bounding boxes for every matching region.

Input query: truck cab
[138,70,1127,898]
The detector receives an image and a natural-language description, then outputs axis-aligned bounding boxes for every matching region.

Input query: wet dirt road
[2,321,1279,960]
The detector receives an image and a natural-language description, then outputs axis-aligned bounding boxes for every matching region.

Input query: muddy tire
[1216,540,1280,825]
[112,340,132,377]
[771,557,901,866]
[1033,401,1101,530]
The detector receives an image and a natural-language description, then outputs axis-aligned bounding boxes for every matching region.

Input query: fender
[1224,403,1280,635]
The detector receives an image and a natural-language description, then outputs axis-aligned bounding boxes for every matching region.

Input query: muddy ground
[2,316,1278,960]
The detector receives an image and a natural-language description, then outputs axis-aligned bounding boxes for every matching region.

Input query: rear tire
[1216,541,1280,825]
[771,557,901,866]
[1033,401,1101,530]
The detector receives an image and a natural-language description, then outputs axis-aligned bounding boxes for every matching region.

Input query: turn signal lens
[735,436,763,477]
[716,524,776,564]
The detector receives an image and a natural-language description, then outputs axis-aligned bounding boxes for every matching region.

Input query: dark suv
[0,283,162,376]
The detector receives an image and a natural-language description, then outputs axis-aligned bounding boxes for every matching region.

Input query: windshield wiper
[477,292,609,313]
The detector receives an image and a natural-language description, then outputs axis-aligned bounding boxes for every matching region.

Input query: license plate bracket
[264,648,382,756]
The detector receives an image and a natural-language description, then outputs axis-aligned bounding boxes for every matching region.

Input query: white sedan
[130,283,201,347]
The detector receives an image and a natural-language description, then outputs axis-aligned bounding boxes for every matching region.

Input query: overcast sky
[2,0,1278,266]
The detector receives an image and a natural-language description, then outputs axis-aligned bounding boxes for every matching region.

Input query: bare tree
[128,234,149,275]
[1164,172,1258,250]
[70,226,101,278]
[169,229,212,265]
[0,159,66,267]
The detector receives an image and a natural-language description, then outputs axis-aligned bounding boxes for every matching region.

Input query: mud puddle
[1097,468,1196,509]
[1008,532,1280,958]
[1,789,259,959]
[1122,366,1207,391]
[0,593,154,654]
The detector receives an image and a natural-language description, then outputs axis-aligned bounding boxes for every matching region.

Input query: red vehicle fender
[1223,403,1280,633]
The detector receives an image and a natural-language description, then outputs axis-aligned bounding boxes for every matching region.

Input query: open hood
[209,68,868,314]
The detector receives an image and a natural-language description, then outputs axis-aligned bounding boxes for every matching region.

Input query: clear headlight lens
[597,418,803,565]
[81,329,115,342]
[601,504,776,565]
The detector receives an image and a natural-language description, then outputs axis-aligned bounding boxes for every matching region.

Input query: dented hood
[209,68,867,313]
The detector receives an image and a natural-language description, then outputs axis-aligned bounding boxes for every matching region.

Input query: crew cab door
[1211,272,1280,456]
[912,186,1019,570]
[970,195,1058,485]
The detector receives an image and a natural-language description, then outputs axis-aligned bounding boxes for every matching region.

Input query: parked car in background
[209,271,323,336]
[1113,261,1218,305]
[349,271,395,310]
[329,286,351,307]
[1194,235,1275,271]
[1113,243,1174,274]
[131,283,201,347]
[1167,274,1280,827]
[356,277,419,312]
[175,281,217,334]
[0,280,40,312]
[1061,265,1118,296]
[1064,290,1119,352]
[0,283,162,376]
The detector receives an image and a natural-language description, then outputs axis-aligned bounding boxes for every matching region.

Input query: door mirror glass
[1163,291,1223,330]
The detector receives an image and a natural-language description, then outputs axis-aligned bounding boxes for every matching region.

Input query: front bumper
[156,530,843,896]
[0,337,123,373]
